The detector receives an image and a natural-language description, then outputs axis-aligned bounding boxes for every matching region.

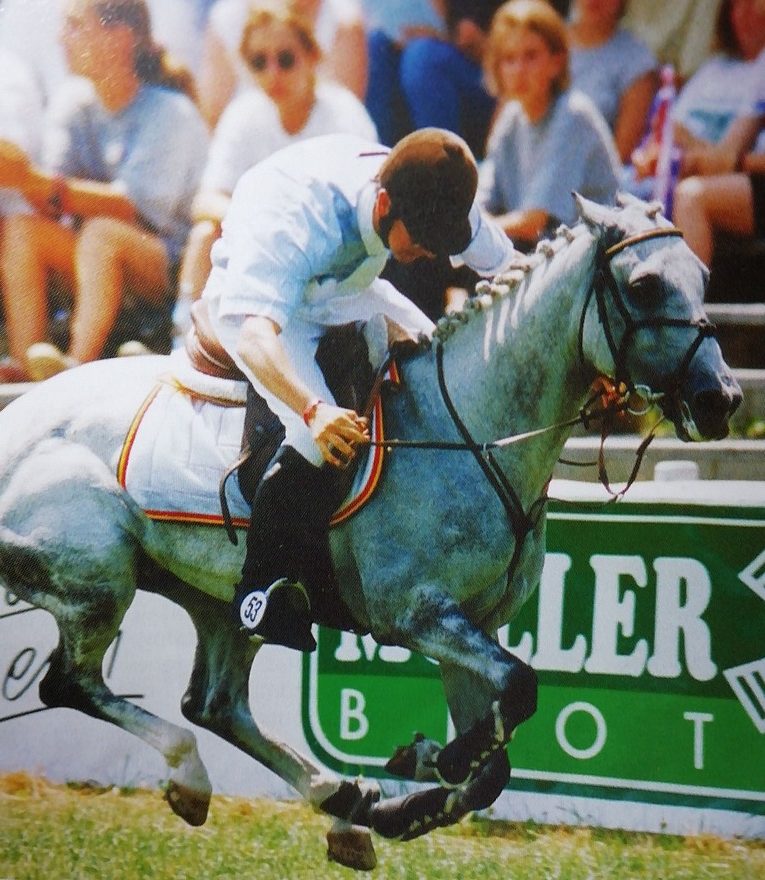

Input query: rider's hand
[307,402,369,469]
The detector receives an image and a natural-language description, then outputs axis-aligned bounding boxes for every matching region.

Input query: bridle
[577,226,717,404]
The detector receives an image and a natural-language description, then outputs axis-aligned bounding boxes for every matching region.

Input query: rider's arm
[237,315,369,469]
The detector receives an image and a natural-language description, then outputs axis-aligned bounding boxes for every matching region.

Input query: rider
[202,127,517,651]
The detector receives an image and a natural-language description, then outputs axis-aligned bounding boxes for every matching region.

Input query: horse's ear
[615,191,665,216]
[573,192,613,229]
[615,191,643,208]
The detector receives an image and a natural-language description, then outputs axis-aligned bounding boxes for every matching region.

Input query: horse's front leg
[358,589,536,840]
[404,590,536,785]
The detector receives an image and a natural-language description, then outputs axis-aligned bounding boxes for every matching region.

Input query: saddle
[185,301,413,632]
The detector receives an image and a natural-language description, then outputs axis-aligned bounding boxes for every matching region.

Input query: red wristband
[302,397,323,427]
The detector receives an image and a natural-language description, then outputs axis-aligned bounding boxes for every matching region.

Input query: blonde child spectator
[480,0,620,248]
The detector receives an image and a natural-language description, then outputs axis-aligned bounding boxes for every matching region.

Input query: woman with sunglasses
[174,2,376,337]
[0,0,208,381]
[197,0,367,128]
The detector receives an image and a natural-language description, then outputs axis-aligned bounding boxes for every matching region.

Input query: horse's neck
[407,232,598,498]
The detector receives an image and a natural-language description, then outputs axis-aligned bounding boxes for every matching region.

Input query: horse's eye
[630,275,663,304]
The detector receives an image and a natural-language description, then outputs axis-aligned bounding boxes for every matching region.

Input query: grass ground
[1,774,763,880]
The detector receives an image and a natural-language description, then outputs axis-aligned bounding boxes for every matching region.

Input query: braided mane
[427,197,666,348]
[429,222,584,346]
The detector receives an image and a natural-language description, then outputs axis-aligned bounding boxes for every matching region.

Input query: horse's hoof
[164,780,210,826]
[327,820,377,872]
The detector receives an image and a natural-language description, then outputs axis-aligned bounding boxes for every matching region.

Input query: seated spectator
[479,0,620,249]
[673,72,765,267]
[0,50,45,382]
[0,0,208,381]
[398,0,504,159]
[0,0,216,105]
[623,0,722,83]
[567,0,658,163]
[630,0,765,193]
[360,0,445,146]
[174,2,377,335]
[197,0,368,128]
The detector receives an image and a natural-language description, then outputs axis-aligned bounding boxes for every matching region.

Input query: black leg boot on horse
[233,445,346,652]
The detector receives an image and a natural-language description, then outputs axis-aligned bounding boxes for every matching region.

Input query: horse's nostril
[693,387,738,438]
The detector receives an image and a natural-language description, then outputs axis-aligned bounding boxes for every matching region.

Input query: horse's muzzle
[669,375,742,442]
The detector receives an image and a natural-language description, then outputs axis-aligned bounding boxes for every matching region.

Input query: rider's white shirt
[202,132,515,463]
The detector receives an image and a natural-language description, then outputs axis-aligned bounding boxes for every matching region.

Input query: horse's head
[575,193,742,441]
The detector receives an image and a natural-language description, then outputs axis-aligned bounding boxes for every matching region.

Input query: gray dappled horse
[0,196,741,868]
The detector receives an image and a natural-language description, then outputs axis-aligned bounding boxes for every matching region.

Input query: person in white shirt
[175,2,377,336]
[198,129,516,651]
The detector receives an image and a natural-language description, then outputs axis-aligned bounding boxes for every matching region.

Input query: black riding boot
[233,446,344,652]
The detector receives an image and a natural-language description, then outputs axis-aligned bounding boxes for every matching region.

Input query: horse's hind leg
[0,520,212,826]
[38,604,213,825]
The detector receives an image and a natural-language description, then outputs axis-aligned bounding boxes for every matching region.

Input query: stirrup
[238,577,316,652]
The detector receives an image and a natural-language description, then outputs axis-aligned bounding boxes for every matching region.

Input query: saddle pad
[117,376,388,530]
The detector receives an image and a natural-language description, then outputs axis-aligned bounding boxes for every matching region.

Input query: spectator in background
[630,0,765,192]
[673,51,765,267]
[479,0,620,249]
[197,0,368,128]
[674,133,765,268]
[622,0,722,83]
[174,2,377,337]
[0,0,208,381]
[0,0,216,104]
[0,50,45,382]
[361,0,445,146]
[568,0,658,163]
[397,0,504,160]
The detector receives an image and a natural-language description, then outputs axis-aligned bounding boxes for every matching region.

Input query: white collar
[357,180,387,258]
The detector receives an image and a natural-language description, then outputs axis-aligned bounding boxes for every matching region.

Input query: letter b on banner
[340,688,369,740]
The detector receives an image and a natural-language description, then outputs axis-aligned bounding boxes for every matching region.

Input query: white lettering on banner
[585,555,648,677]
[647,558,717,680]
[531,554,587,672]
[334,555,718,683]
[683,711,714,769]
[739,547,765,603]
[723,658,765,734]
[555,702,607,760]
[334,632,411,664]
[340,688,369,740]
[501,554,717,681]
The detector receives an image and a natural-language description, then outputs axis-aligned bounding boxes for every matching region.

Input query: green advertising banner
[302,488,765,822]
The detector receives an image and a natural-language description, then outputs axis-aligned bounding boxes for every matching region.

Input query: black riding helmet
[378,128,478,258]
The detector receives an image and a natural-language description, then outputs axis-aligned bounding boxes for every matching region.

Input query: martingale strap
[434,341,547,586]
